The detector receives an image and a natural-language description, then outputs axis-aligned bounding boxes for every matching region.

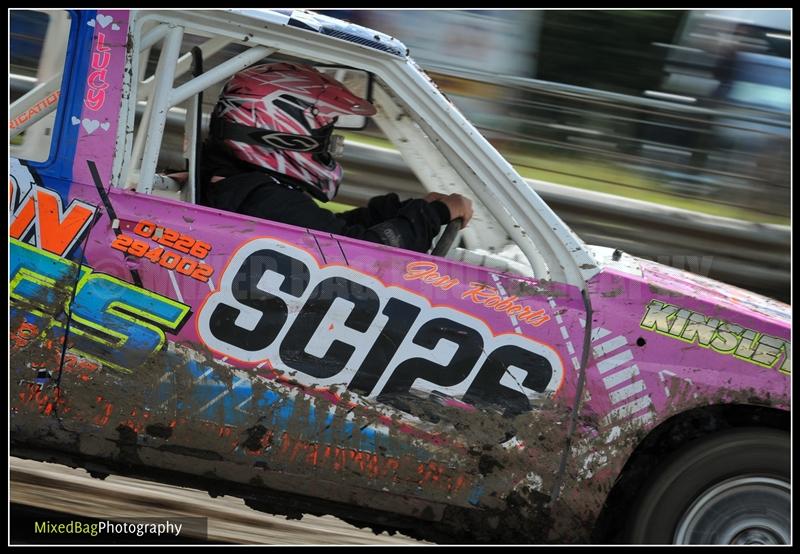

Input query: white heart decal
[111,24,120,31]
[82,119,100,134]
[87,19,96,27]
[100,122,110,131]
[96,14,113,28]
[71,116,81,125]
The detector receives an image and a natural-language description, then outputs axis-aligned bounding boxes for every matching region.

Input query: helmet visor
[211,119,344,158]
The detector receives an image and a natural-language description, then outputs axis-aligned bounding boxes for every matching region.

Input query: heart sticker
[96,14,113,28]
[82,119,100,134]
[71,116,81,125]
[100,122,110,131]
[111,24,120,31]
[87,19,96,27]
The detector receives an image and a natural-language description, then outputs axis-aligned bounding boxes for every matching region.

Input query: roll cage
[11,9,600,289]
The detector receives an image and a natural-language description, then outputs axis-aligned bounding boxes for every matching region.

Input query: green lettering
[641,300,677,332]
[779,342,791,375]
[669,309,692,337]
[681,313,721,346]
[734,329,759,360]
[710,323,743,353]
[752,335,784,367]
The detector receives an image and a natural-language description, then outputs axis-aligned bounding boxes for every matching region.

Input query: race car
[9,9,790,544]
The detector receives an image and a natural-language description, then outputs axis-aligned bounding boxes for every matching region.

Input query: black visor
[210,119,336,154]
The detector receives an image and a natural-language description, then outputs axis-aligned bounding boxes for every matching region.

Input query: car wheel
[624,427,789,544]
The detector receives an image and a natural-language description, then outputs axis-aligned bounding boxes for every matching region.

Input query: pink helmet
[210,62,376,201]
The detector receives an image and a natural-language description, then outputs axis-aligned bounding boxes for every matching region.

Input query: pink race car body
[10,9,789,543]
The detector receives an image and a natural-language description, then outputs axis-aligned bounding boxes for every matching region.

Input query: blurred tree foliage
[538,10,685,94]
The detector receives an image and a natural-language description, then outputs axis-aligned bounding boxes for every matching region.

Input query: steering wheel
[430,218,463,257]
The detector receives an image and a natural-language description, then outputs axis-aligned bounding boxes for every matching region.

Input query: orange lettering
[404,261,460,291]
[493,296,519,311]
[462,282,496,303]
[9,192,36,240]
[403,261,438,280]
[35,188,95,256]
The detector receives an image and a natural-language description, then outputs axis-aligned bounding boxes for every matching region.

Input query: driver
[199,62,472,253]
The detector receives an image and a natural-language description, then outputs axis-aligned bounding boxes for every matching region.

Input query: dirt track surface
[10,457,426,545]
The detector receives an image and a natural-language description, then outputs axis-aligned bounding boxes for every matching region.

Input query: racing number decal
[10,239,190,374]
[197,238,565,415]
[376,318,483,404]
[207,247,310,353]
[281,276,379,379]
[111,220,214,282]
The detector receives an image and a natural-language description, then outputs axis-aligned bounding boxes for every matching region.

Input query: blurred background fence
[325,9,791,224]
[10,9,791,300]
[327,9,791,302]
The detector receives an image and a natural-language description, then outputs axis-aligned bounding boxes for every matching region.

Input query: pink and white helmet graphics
[211,62,376,201]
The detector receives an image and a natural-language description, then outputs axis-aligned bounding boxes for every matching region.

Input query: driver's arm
[337,192,448,226]
[335,192,473,252]
[333,192,451,252]
[230,183,449,253]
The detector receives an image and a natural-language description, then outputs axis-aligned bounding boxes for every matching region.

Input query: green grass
[507,154,790,225]
[340,132,789,225]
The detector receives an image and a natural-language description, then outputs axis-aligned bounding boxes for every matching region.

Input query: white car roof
[227,9,408,57]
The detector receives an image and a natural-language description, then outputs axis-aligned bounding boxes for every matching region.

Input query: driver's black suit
[199,143,451,253]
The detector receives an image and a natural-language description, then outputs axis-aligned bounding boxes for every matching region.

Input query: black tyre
[624,427,789,544]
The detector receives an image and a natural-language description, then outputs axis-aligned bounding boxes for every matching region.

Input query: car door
[60,169,585,525]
